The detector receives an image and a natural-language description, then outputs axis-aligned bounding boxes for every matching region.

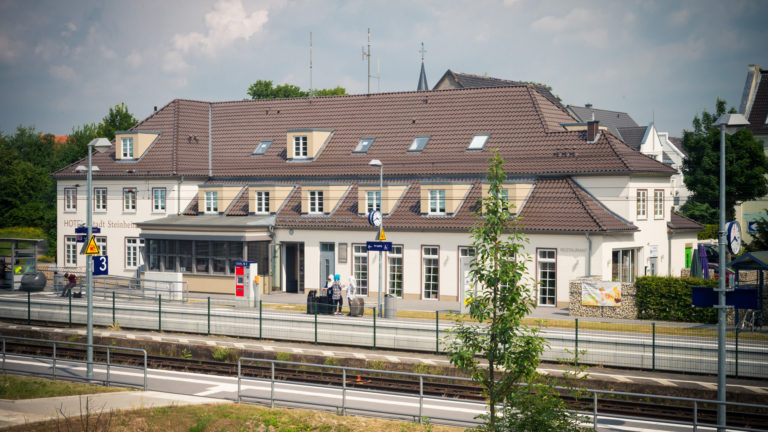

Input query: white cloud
[126,50,143,68]
[668,9,690,26]
[49,65,76,81]
[503,0,521,6]
[0,34,21,63]
[162,50,190,74]
[61,22,77,37]
[530,8,608,47]
[100,45,116,59]
[531,8,593,32]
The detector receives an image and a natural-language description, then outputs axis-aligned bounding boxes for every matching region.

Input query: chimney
[154,106,157,112]
[587,120,599,141]
[585,103,592,109]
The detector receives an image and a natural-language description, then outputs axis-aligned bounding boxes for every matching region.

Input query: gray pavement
[0,391,229,428]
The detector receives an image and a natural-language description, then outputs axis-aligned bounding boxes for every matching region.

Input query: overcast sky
[1,0,766,138]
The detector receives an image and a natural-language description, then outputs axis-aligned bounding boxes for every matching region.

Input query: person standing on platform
[331,274,343,314]
[346,276,356,316]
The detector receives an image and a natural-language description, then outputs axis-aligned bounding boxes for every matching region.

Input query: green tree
[681,98,768,223]
[445,151,581,431]
[247,79,346,99]
[95,103,138,141]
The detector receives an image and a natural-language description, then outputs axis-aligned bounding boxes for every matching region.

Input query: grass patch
[0,374,126,400]
[3,402,463,432]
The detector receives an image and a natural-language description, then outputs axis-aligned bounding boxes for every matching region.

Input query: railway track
[4,341,767,429]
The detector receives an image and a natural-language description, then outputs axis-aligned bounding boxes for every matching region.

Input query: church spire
[417,42,429,91]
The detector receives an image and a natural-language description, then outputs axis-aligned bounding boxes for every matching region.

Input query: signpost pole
[85,146,94,380]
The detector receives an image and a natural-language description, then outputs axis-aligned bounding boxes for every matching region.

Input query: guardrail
[1,335,147,390]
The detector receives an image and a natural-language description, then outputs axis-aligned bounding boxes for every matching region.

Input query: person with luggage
[346,275,356,316]
[62,272,77,297]
[331,274,343,314]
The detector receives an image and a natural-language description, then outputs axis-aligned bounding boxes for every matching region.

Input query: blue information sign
[691,286,758,309]
[234,260,256,267]
[75,226,101,234]
[366,241,392,252]
[92,256,108,275]
[748,221,759,233]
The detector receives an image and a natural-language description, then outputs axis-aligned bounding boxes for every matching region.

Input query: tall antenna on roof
[309,32,313,99]
[362,28,371,94]
[373,58,381,92]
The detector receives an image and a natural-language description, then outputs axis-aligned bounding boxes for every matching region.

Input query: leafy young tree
[247,79,347,99]
[445,152,581,431]
[95,103,138,141]
[681,98,768,223]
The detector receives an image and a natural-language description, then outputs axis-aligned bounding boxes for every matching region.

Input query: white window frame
[467,134,490,150]
[253,140,272,155]
[428,189,446,215]
[537,248,557,306]
[255,191,270,214]
[353,244,368,296]
[153,188,166,212]
[388,245,403,297]
[408,136,430,152]
[64,187,77,212]
[121,137,134,158]
[65,236,77,266]
[653,189,664,219]
[205,191,218,214]
[294,135,308,158]
[123,188,137,212]
[354,137,375,153]
[422,246,439,299]
[366,190,381,213]
[309,190,323,214]
[94,187,107,212]
[95,236,107,256]
[612,249,636,283]
[636,189,647,220]
[125,237,144,269]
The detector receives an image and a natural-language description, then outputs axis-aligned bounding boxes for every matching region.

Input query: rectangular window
[654,189,664,219]
[467,134,490,150]
[195,240,210,273]
[612,249,636,283]
[353,244,368,296]
[537,249,556,306]
[354,137,375,153]
[422,246,439,299]
[252,140,272,155]
[65,236,77,266]
[121,137,134,158]
[94,187,107,211]
[125,237,144,269]
[123,188,137,212]
[205,191,218,213]
[636,189,647,219]
[366,190,381,213]
[388,245,403,297]
[294,136,308,158]
[95,236,107,256]
[309,190,323,214]
[64,187,77,211]
[153,188,166,212]
[429,190,446,214]
[408,136,430,152]
[255,191,270,214]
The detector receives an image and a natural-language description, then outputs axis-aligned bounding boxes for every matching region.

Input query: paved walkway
[0,391,228,428]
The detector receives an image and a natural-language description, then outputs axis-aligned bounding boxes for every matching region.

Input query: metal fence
[1,335,147,389]
[1,293,767,378]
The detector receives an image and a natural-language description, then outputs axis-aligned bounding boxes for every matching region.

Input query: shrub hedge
[635,276,718,323]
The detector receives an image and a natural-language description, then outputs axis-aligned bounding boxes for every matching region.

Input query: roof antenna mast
[309,32,313,99]
[362,28,371,94]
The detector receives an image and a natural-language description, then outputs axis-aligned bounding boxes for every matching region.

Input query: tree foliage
[247,79,347,100]
[681,98,768,223]
[95,103,138,141]
[445,151,581,431]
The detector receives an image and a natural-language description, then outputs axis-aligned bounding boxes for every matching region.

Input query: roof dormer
[420,182,472,215]
[114,131,160,160]
[358,183,408,215]
[197,185,243,215]
[481,181,534,214]
[286,129,334,161]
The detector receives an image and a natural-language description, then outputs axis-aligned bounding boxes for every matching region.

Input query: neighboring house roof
[668,136,687,157]
[742,66,768,136]
[667,211,704,231]
[433,69,564,109]
[616,126,647,151]
[53,86,675,180]
[567,105,639,138]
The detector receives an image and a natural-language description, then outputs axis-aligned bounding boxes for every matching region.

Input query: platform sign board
[748,221,759,233]
[366,241,392,252]
[92,256,108,275]
[75,226,101,234]
[691,287,758,309]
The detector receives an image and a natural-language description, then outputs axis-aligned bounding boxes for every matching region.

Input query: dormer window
[205,191,219,214]
[294,136,308,158]
[252,140,272,155]
[254,191,270,214]
[121,137,134,158]
[408,136,430,152]
[467,134,489,151]
[354,138,375,153]
[309,190,324,214]
[428,189,446,214]
[366,190,381,212]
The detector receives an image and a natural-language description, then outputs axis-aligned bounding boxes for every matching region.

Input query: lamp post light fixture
[713,113,749,432]
[74,137,111,379]
[368,159,384,318]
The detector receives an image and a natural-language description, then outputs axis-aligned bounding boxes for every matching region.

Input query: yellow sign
[85,236,100,255]
[378,230,386,241]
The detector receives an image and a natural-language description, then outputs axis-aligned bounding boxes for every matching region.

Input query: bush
[635,276,718,323]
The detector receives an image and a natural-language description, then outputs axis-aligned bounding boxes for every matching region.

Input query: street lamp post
[75,138,112,379]
[369,159,383,317]
[713,113,749,432]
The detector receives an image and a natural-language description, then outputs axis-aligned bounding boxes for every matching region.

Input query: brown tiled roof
[435,70,565,109]
[183,195,199,215]
[668,211,704,231]
[53,86,675,180]
[273,178,634,233]
[225,186,249,216]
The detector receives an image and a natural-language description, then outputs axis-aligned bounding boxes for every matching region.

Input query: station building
[53,85,701,307]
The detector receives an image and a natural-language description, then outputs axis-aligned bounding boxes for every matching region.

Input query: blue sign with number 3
[92,256,108,275]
